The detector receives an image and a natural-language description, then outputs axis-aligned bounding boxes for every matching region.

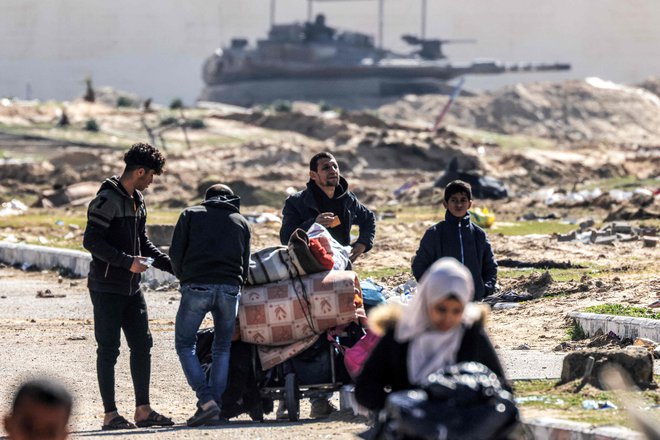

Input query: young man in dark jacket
[83,142,174,430]
[280,152,376,263]
[169,184,251,427]
[411,180,497,300]
[278,152,376,418]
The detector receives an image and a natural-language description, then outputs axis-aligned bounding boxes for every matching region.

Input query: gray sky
[1,0,659,103]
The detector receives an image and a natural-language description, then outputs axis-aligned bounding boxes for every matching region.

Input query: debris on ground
[36,289,66,298]
[0,199,28,217]
[555,222,658,246]
[498,259,584,270]
[434,157,508,200]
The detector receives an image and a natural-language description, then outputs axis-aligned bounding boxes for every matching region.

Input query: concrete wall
[1,0,659,104]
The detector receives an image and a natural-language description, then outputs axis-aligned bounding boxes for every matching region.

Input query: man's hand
[315,212,337,228]
[349,243,367,263]
[129,256,150,273]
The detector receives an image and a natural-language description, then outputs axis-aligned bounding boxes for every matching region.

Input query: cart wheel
[285,373,300,421]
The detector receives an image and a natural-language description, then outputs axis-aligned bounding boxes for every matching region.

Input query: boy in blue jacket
[411,180,497,300]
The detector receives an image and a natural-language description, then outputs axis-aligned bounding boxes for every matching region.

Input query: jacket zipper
[129,198,138,294]
[104,263,110,278]
[458,221,465,264]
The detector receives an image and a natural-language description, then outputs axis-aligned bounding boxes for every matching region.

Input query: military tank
[199,14,570,106]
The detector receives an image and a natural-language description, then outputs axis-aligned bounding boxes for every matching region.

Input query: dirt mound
[222,110,348,140]
[379,79,660,144]
[638,76,660,98]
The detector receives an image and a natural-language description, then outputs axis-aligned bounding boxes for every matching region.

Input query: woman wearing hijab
[354,257,506,411]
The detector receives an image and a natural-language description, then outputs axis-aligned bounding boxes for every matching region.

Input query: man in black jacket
[169,184,251,426]
[83,142,174,430]
[280,152,376,263]
[279,152,375,418]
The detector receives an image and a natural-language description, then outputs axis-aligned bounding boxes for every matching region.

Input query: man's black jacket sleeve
[352,199,376,252]
[169,210,190,279]
[411,227,438,281]
[279,196,316,245]
[83,195,133,270]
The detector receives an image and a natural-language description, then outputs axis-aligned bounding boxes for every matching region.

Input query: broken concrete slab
[146,224,175,247]
[643,237,658,248]
[557,231,577,242]
[559,347,654,389]
[0,242,175,286]
[569,311,660,342]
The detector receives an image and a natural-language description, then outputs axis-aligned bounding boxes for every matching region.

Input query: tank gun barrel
[444,60,571,78]
[437,38,477,45]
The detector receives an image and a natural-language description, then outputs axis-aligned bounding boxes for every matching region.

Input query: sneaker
[187,404,220,427]
[309,399,337,419]
[276,401,288,420]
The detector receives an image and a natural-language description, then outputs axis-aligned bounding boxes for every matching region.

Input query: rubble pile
[556,222,658,247]
[379,79,660,144]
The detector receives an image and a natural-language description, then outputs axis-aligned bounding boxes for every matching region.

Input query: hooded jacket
[83,176,173,295]
[411,211,497,300]
[169,195,251,286]
[279,176,376,251]
[354,304,505,411]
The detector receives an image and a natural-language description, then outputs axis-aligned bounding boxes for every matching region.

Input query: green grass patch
[498,265,605,283]
[567,321,587,340]
[449,126,557,151]
[0,211,87,229]
[584,304,660,320]
[579,176,659,192]
[491,220,577,236]
[356,267,408,281]
[377,206,440,224]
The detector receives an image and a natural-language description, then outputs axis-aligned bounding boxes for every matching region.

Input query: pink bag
[329,330,381,380]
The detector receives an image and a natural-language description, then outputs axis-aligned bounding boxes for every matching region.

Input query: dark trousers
[90,290,153,413]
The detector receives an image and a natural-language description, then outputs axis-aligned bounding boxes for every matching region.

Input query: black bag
[372,362,519,440]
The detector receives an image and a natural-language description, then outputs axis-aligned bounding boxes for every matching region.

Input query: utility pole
[421,0,427,39]
[378,0,384,49]
[270,0,276,26]
[308,0,313,21]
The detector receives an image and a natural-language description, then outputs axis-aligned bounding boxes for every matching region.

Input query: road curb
[568,311,660,341]
[523,417,642,439]
[0,241,175,286]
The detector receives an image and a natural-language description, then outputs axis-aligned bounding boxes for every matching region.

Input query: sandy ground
[0,227,657,438]
[0,268,369,439]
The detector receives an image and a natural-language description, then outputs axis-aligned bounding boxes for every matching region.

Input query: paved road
[0,267,658,439]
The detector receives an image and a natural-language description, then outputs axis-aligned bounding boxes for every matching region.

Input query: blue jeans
[175,284,240,408]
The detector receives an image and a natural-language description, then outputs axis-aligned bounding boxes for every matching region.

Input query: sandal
[135,410,175,428]
[102,415,136,431]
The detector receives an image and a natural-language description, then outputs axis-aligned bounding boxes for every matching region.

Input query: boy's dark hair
[444,180,472,202]
[123,142,166,175]
[205,183,234,200]
[12,379,73,416]
[309,152,335,172]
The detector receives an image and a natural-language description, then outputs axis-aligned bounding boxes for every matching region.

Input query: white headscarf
[395,258,475,385]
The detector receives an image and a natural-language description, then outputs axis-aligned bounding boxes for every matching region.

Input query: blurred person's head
[443,180,472,218]
[3,379,72,440]
[121,142,166,191]
[396,257,474,339]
